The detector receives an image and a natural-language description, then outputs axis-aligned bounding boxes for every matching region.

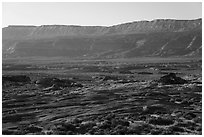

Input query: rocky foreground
[2,71,202,135]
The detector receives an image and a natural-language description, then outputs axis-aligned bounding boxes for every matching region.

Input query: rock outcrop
[2,75,31,83]
[158,73,188,85]
[35,77,82,88]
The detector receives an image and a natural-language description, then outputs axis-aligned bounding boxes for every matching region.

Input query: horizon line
[3,17,202,28]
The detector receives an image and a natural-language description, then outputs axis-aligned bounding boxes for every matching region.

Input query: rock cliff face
[2,18,202,58]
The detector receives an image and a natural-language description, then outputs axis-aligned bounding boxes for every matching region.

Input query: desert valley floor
[2,57,202,135]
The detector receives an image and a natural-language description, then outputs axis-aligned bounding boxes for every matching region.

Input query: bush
[148,116,174,125]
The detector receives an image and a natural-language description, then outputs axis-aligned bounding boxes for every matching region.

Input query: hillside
[2,18,202,58]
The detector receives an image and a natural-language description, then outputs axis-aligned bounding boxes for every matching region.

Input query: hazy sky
[2,2,202,27]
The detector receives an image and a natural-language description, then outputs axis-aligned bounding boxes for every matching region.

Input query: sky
[2,2,202,27]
